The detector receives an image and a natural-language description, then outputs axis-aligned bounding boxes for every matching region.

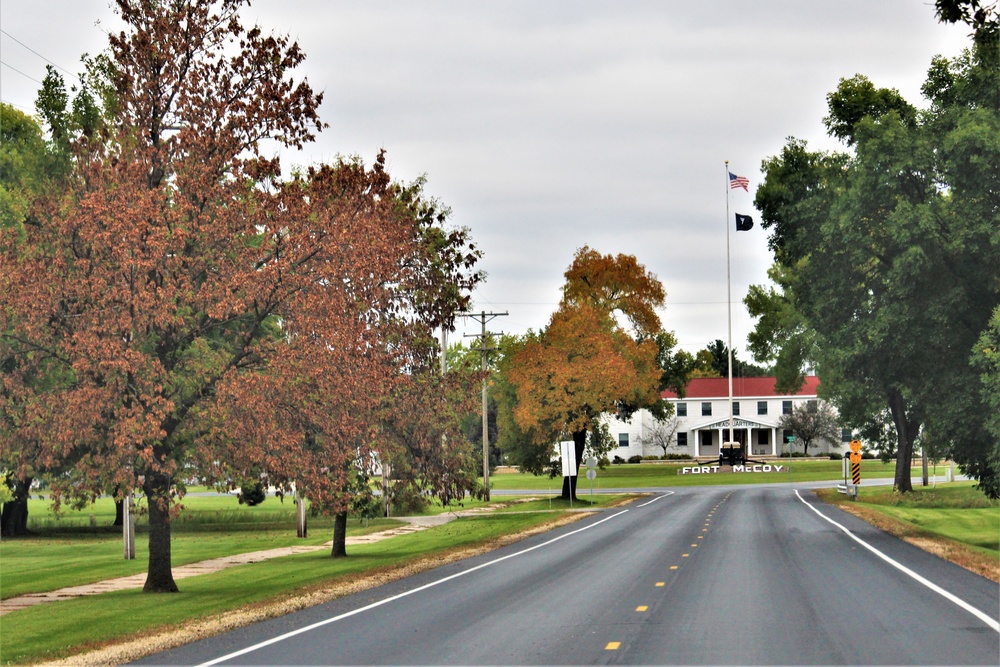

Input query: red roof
[661,376,819,400]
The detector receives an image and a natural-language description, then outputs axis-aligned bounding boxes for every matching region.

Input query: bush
[663,453,692,461]
[390,484,429,515]
[829,452,843,460]
[237,481,267,506]
[612,455,626,465]
[627,455,644,464]
[861,452,876,459]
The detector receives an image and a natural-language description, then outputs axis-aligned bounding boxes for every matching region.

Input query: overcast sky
[0,1,972,359]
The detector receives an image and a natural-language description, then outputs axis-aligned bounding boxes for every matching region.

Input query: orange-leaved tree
[0,0,479,591]
[506,247,665,498]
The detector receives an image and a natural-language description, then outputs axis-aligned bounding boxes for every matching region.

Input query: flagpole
[725,161,734,448]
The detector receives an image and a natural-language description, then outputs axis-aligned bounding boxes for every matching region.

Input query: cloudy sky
[0,1,972,359]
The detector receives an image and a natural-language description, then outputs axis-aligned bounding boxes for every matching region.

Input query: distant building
[602,376,848,460]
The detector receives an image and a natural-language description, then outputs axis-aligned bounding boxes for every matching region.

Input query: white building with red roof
[603,375,846,460]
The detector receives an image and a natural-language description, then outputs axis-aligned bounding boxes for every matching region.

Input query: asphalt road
[137,487,999,665]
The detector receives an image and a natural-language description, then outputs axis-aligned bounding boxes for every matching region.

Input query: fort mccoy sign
[679,464,786,475]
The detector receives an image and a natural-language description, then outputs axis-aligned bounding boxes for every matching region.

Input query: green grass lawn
[0,512,567,666]
[489,458,906,490]
[852,484,999,555]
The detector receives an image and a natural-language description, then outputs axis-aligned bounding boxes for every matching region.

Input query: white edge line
[794,489,999,632]
[196,509,631,666]
[638,491,674,507]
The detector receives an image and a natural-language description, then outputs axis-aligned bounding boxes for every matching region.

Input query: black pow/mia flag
[735,213,754,231]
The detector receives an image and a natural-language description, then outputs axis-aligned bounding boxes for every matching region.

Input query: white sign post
[560,441,577,508]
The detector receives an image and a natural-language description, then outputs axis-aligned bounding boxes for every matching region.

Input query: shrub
[612,455,626,465]
[390,484,429,515]
[627,455,643,464]
[237,481,267,506]
[828,452,843,460]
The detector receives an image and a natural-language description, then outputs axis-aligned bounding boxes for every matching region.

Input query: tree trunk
[888,389,917,494]
[143,472,179,593]
[113,489,124,528]
[0,476,33,537]
[331,511,348,558]
[560,474,578,500]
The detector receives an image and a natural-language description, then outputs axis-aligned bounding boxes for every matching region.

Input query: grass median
[815,482,999,582]
[490,458,907,490]
[0,495,617,665]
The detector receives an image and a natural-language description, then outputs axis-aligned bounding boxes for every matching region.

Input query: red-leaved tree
[0,0,479,591]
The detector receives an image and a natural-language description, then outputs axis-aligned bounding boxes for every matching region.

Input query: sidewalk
[0,513,467,616]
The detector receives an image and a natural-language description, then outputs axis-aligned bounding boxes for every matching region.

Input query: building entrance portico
[694,418,777,458]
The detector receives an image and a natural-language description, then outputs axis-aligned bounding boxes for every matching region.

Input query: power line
[0,29,76,77]
[1,60,44,85]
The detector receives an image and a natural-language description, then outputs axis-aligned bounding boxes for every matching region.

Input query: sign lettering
[680,464,785,475]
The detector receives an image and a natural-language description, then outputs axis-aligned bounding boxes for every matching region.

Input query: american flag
[729,172,749,191]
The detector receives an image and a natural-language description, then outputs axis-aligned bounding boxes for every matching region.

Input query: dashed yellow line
[636,605,648,612]
[670,565,678,570]
[606,642,621,650]
[656,581,665,586]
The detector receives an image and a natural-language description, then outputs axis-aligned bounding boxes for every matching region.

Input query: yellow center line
[606,642,621,650]
[656,581,665,586]
[670,565,679,570]
[682,553,689,557]
[636,606,648,612]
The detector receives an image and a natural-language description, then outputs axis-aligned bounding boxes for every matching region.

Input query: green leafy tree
[750,44,999,495]
[934,0,999,64]
[702,339,769,379]
[493,333,555,476]
[744,262,816,393]
[970,306,1000,497]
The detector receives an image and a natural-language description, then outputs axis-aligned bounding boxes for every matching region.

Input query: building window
[618,433,629,448]
[782,400,793,415]
[700,431,713,449]
[757,401,767,415]
[677,432,688,447]
[732,401,740,416]
[757,431,768,445]
[841,429,852,442]
[677,402,687,417]
[702,402,712,416]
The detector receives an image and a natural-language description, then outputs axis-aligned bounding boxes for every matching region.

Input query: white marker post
[560,441,577,508]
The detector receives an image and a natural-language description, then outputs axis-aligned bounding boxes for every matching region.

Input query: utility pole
[461,310,507,501]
